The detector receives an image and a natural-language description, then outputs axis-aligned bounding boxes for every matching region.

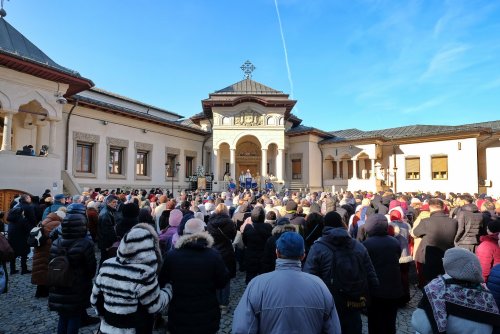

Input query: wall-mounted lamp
[55,83,67,104]
[458,142,461,150]
[102,120,108,125]
[142,129,148,133]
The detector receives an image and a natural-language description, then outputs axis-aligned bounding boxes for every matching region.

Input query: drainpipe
[320,146,324,190]
[64,99,79,171]
[392,144,398,193]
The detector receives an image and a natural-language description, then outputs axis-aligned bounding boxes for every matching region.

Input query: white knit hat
[443,247,484,283]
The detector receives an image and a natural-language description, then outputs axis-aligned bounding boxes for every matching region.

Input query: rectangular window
[292,159,302,179]
[347,160,353,179]
[405,157,420,180]
[109,147,123,174]
[166,154,176,177]
[136,151,148,176]
[431,156,448,180]
[332,161,337,179]
[76,142,93,173]
[185,156,194,177]
[225,163,230,174]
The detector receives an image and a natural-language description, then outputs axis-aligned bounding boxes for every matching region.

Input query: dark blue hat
[54,194,65,201]
[276,232,304,258]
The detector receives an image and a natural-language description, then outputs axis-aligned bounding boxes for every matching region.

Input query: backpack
[47,242,74,287]
[318,240,368,309]
[28,223,47,247]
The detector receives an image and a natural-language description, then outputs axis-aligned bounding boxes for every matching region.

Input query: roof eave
[0,52,94,96]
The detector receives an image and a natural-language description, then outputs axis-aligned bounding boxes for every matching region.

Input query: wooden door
[0,189,30,223]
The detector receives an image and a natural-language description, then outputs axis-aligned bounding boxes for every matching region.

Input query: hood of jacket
[322,227,354,248]
[364,213,389,237]
[462,203,479,213]
[66,203,86,215]
[175,231,214,249]
[480,232,499,243]
[117,223,162,271]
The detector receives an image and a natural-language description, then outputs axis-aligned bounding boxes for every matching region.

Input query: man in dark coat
[363,214,403,334]
[412,198,458,284]
[283,201,306,235]
[160,218,229,334]
[454,194,484,252]
[48,202,97,332]
[7,194,36,274]
[97,195,118,266]
[304,224,379,334]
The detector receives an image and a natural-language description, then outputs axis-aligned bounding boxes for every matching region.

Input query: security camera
[56,95,68,104]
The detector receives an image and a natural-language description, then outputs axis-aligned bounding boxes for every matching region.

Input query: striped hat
[117,223,161,267]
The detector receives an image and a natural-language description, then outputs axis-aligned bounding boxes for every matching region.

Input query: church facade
[1,14,499,213]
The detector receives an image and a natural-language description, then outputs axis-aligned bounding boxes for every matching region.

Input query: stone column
[230,148,236,181]
[276,148,284,181]
[370,159,376,179]
[35,124,43,155]
[213,148,220,182]
[336,160,340,179]
[352,158,358,179]
[49,120,56,154]
[0,112,13,152]
[261,148,267,180]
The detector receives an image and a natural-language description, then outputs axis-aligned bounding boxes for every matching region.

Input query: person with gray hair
[159,218,229,333]
[72,195,83,204]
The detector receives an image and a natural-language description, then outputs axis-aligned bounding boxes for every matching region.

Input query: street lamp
[165,161,181,198]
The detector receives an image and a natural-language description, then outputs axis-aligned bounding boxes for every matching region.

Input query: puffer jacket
[207,212,237,278]
[31,213,62,286]
[232,259,341,334]
[303,227,379,292]
[455,204,484,246]
[242,220,273,282]
[48,205,96,315]
[362,214,403,299]
[261,223,297,273]
[98,205,117,250]
[476,233,500,282]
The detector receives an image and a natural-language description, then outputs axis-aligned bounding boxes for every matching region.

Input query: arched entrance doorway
[235,135,261,180]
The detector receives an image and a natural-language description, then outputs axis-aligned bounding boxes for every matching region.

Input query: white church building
[1,14,499,213]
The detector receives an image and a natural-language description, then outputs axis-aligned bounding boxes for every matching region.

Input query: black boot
[20,255,30,274]
[10,260,18,275]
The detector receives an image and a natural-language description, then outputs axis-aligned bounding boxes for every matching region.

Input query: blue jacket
[232,259,341,334]
[488,264,500,307]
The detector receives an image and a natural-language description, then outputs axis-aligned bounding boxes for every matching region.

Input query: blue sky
[5,0,500,130]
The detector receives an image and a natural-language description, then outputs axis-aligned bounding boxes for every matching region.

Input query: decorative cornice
[107,137,128,147]
[166,147,180,155]
[184,149,197,157]
[73,131,100,144]
[135,142,153,151]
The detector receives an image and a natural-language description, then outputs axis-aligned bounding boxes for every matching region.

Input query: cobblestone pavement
[0,257,420,334]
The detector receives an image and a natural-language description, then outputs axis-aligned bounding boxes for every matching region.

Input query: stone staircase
[288,180,305,191]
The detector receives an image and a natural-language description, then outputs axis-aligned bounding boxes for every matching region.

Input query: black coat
[261,224,297,273]
[412,211,458,264]
[97,205,117,250]
[48,210,96,316]
[362,217,403,299]
[207,213,237,278]
[7,202,37,256]
[242,221,272,280]
[412,210,458,281]
[160,232,229,334]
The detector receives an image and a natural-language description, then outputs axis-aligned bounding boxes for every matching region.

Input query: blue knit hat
[276,232,304,258]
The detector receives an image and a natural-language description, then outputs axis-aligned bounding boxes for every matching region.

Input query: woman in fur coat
[91,223,172,334]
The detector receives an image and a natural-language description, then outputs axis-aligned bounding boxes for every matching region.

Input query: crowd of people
[1,186,500,333]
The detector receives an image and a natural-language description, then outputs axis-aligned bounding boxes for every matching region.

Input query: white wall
[388,138,478,194]
[485,142,500,197]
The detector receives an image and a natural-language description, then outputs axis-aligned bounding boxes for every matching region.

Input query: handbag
[0,233,14,262]
[233,230,244,250]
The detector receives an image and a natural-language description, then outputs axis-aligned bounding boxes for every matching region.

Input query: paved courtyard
[0,256,420,334]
